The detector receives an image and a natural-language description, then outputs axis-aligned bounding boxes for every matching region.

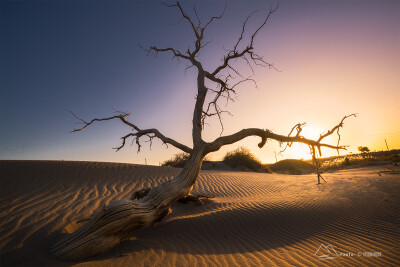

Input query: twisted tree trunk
[53,2,355,260]
[51,146,206,259]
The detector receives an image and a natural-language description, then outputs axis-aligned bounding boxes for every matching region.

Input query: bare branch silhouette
[206,114,354,154]
[54,2,355,260]
[70,111,192,154]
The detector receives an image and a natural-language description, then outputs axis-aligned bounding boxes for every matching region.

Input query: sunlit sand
[1,160,399,266]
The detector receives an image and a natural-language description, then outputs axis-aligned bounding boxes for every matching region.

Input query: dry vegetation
[162,147,271,172]
[222,147,271,172]
[162,148,400,175]
[161,153,190,168]
[268,159,315,175]
[319,150,400,172]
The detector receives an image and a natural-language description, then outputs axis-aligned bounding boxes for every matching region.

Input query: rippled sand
[1,160,399,266]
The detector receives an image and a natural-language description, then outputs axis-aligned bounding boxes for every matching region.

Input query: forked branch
[146,2,279,134]
[147,2,225,63]
[212,4,279,76]
[142,45,191,61]
[200,4,278,132]
[70,111,136,132]
[206,114,356,154]
[317,113,357,150]
[54,2,358,260]
[70,111,192,154]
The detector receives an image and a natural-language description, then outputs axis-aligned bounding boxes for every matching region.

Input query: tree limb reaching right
[53,2,356,260]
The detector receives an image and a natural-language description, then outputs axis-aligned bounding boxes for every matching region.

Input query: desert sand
[0,160,399,266]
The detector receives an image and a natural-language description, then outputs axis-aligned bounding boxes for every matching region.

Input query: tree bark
[53,2,355,260]
[51,146,206,260]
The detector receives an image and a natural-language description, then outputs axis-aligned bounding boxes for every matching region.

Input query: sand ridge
[0,160,399,266]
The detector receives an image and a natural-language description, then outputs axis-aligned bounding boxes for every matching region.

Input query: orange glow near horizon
[1,1,399,165]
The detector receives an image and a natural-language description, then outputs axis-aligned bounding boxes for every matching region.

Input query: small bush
[223,147,269,172]
[320,153,400,171]
[269,159,315,175]
[161,153,211,168]
[161,153,190,168]
[358,146,370,153]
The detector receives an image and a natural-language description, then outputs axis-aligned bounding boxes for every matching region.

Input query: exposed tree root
[54,1,356,261]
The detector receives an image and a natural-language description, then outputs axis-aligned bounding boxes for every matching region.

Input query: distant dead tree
[52,2,355,260]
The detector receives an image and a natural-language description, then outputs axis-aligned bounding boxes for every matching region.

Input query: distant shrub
[358,146,370,153]
[320,157,354,170]
[161,153,190,168]
[162,153,211,168]
[223,147,270,172]
[320,153,400,171]
[269,159,315,175]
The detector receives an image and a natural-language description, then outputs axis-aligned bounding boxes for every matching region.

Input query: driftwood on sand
[51,2,355,260]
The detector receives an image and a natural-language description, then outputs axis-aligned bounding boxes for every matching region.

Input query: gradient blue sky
[1,0,399,165]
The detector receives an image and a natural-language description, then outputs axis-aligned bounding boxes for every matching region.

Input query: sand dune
[0,160,399,266]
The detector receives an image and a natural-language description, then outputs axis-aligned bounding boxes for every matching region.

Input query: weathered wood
[130,187,151,200]
[51,147,206,260]
[178,193,215,206]
[55,1,355,260]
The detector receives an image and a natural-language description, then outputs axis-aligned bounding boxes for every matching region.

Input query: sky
[1,0,399,165]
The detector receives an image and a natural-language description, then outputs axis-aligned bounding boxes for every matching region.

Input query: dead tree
[51,2,355,260]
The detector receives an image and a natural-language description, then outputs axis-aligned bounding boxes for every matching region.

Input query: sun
[284,143,312,160]
[299,125,323,140]
[282,125,325,160]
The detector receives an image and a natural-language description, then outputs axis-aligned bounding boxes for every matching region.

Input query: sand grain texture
[0,160,399,266]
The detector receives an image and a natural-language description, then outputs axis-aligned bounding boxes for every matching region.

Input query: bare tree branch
[212,4,279,76]
[309,144,326,185]
[70,111,192,154]
[192,4,278,133]
[250,4,279,44]
[202,2,227,32]
[55,2,358,260]
[206,128,344,154]
[278,122,307,154]
[206,114,356,154]
[69,110,136,132]
[141,45,191,61]
[234,10,258,51]
[154,2,226,62]
[163,2,200,39]
[114,128,192,154]
[201,72,255,133]
[317,113,357,150]
[145,2,277,137]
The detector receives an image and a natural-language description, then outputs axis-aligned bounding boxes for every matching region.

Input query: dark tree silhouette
[52,2,355,259]
[358,146,370,153]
